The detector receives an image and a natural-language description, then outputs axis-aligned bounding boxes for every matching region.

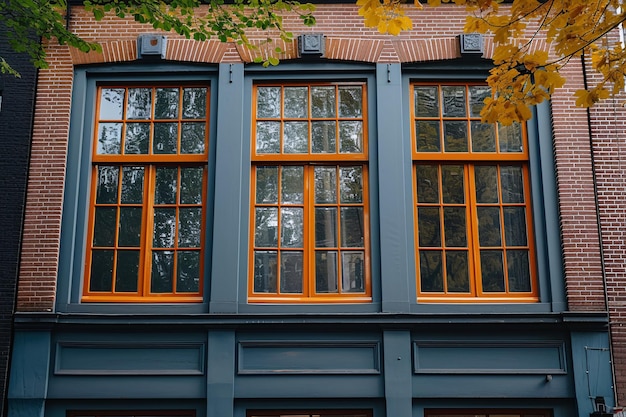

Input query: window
[425,410,550,417]
[412,83,538,302]
[83,85,209,302]
[68,411,195,417]
[248,411,371,417]
[250,82,371,303]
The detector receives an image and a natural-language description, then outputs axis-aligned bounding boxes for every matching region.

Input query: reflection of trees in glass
[442,86,466,117]
[155,88,179,119]
[311,86,336,118]
[257,87,281,118]
[339,121,362,153]
[182,88,207,119]
[414,86,439,117]
[96,165,119,203]
[97,123,122,154]
[284,87,308,118]
[127,88,151,119]
[339,86,362,118]
[256,121,280,154]
[415,120,440,152]
[100,88,124,119]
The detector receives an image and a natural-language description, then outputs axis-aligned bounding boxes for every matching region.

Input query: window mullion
[466,164,481,297]
[305,165,315,298]
[141,165,156,297]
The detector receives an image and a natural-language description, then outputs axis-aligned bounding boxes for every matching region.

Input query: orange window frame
[411,82,538,303]
[425,409,551,417]
[83,84,209,303]
[249,82,372,303]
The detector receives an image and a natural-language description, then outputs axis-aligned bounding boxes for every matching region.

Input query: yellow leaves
[358,0,413,35]
[575,88,610,108]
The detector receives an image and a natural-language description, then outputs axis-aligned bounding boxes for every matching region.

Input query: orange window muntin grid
[410,82,538,302]
[249,82,371,302]
[83,84,209,302]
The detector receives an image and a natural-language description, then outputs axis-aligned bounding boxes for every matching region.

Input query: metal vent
[138,34,167,59]
[298,34,325,58]
[459,33,483,55]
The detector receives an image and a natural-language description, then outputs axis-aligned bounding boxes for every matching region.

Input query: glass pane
[118,207,142,246]
[257,86,281,118]
[153,208,176,248]
[499,122,524,152]
[471,122,496,152]
[419,250,443,292]
[501,165,524,203]
[181,122,206,154]
[90,250,114,291]
[155,88,179,119]
[315,167,337,203]
[284,87,308,118]
[255,207,278,247]
[340,166,363,203]
[125,123,150,154]
[415,120,441,152]
[339,121,363,153]
[508,250,531,292]
[253,251,277,292]
[182,87,207,119]
[256,166,278,204]
[416,164,439,203]
[256,121,280,154]
[99,88,125,119]
[126,88,151,119]
[342,251,365,292]
[442,85,466,116]
[115,250,139,292]
[339,86,362,117]
[443,121,468,152]
[281,207,304,248]
[315,207,337,247]
[481,250,505,291]
[504,207,528,246]
[469,85,491,117]
[151,251,174,293]
[474,165,499,203]
[312,121,337,153]
[414,86,439,117]
[121,166,144,204]
[179,207,202,247]
[155,167,177,204]
[97,123,122,154]
[341,207,364,247]
[478,207,502,247]
[177,251,200,292]
[283,122,308,153]
[180,167,203,204]
[311,86,336,118]
[96,166,119,204]
[153,123,178,154]
[418,207,441,247]
[443,207,466,247]
[93,207,116,246]
[315,251,338,293]
[441,165,464,204]
[280,251,303,293]
[281,166,304,204]
[446,251,469,292]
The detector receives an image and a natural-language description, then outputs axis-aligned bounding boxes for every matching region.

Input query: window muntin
[412,83,538,302]
[83,85,209,302]
[250,82,371,303]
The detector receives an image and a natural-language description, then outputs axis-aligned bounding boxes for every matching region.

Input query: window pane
[504,207,528,246]
[508,250,531,292]
[256,121,280,154]
[414,86,439,117]
[281,166,304,204]
[481,250,505,292]
[442,86,466,116]
[155,167,178,204]
[177,251,200,292]
[416,164,439,203]
[182,87,207,119]
[153,208,176,248]
[97,123,122,154]
[179,207,202,247]
[90,250,114,291]
[153,123,178,154]
[311,86,336,118]
[256,166,279,204]
[415,120,441,152]
[341,207,364,247]
[151,251,174,293]
[283,122,309,153]
[255,207,278,247]
[315,207,337,247]
[339,121,363,153]
[501,165,524,203]
[96,166,119,204]
[118,207,142,247]
[115,250,139,292]
[477,207,502,246]
[418,207,441,247]
[471,122,496,152]
[254,251,277,292]
[315,167,337,203]
[257,86,281,118]
[284,87,308,118]
[499,122,524,152]
[339,86,362,118]
[99,88,125,119]
[342,251,365,292]
[469,85,490,117]
[280,251,303,293]
[121,166,144,204]
[441,165,465,204]
[312,121,337,153]
[93,207,117,246]
[315,251,338,293]
[127,88,151,119]
[181,122,205,154]
[443,207,466,247]
[155,88,179,119]
[180,167,203,204]
[340,166,363,203]
[125,123,150,154]
[443,121,468,152]
[474,165,499,203]
[281,207,304,248]
[446,251,469,292]
[420,250,443,292]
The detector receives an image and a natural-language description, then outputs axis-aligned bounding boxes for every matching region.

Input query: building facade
[6,3,626,417]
